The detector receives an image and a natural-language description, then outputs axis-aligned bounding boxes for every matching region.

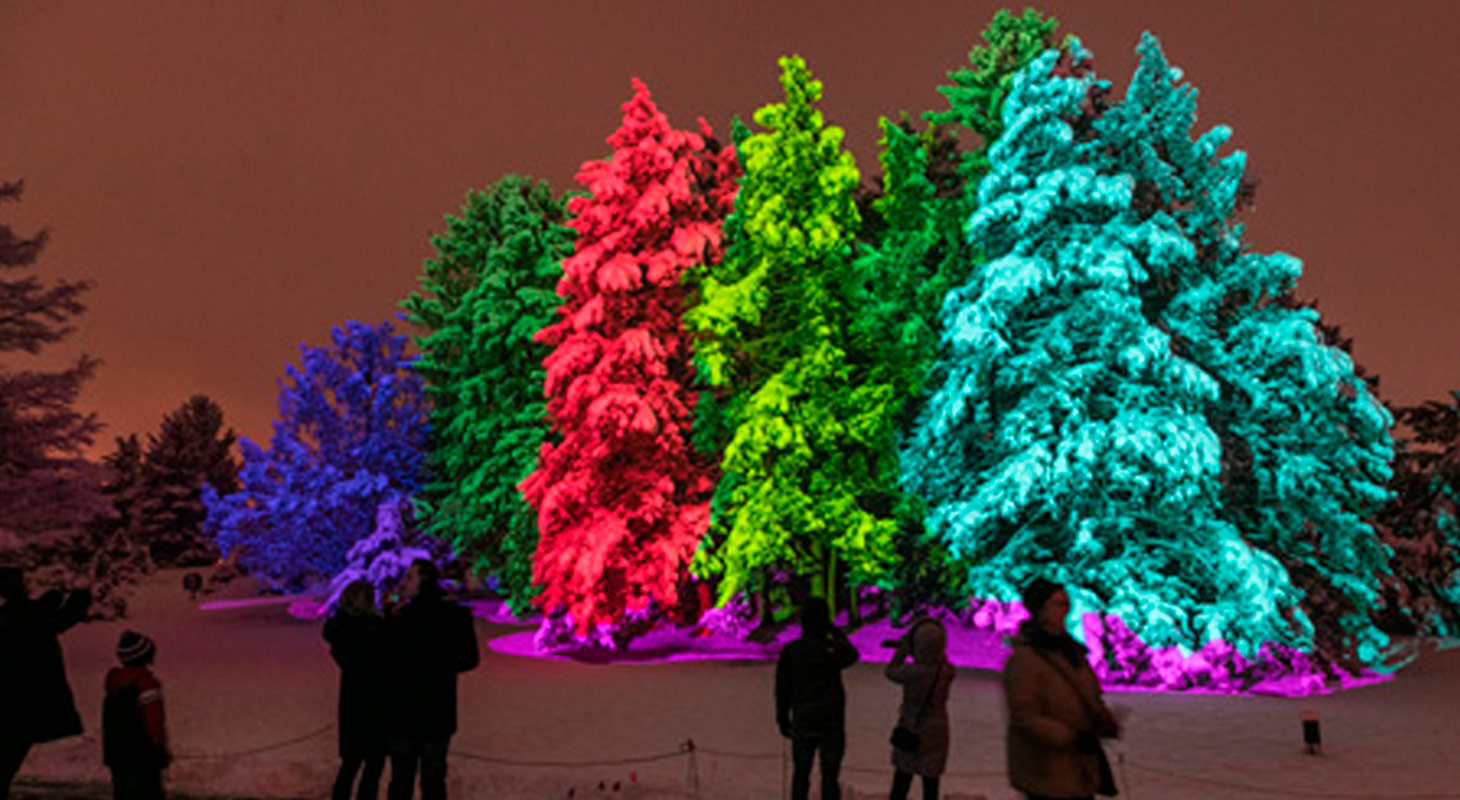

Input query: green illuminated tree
[403,176,571,610]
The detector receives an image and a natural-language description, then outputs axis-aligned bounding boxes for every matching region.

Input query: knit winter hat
[117,630,156,667]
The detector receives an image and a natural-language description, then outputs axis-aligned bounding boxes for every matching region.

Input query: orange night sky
[2,0,1458,452]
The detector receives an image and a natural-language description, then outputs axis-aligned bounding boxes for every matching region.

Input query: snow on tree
[905,37,1394,684]
[403,176,571,612]
[137,394,239,567]
[0,178,107,587]
[1098,34,1394,672]
[684,56,899,616]
[520,80,737,643]
[64,435,154,618]
[1377,393,1460,636]
[203,321,427,590]
[324,493,442,612]
[841,12,1067,614]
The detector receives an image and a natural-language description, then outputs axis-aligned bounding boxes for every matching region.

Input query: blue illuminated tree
[905,37,1394,673]
[203,321,427,590]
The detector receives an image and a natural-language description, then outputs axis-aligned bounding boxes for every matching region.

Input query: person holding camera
[1003,578,1121,800]
[0,567,91,800]
[775,595,859,800]
[884,617,954,800]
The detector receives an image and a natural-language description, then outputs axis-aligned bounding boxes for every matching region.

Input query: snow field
[17,571,1460,799]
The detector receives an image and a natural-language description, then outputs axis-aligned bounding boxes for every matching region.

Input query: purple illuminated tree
[203,321,427,590]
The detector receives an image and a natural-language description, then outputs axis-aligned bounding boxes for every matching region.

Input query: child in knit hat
[103,630,170,800]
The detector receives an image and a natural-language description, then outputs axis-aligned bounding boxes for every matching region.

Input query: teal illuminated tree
[906,36,1394,674]
[403,176,571,611]
[686,56,899,615]
[520,80,737,642]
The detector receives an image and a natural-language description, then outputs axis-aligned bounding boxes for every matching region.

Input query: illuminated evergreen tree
[906,36,1393,672]
[521,80,737,641]
[404,176,571,611]
[848,11,1066,612]
[203,321,426,589]
[686,56,898,614]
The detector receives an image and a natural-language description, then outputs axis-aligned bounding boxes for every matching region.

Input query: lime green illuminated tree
[686,56,899,617]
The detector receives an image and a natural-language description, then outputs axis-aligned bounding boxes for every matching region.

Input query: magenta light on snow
[485,598,1390,696]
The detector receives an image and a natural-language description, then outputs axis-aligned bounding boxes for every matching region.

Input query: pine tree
[520,80,737,641]
[0,179,106,575]
[1100,34,1394,669]
[905,36,1395,678]
[139,395,239,567]
[324,494,441,612]
[685,56,898,615]
[403,176,571,611]
[1377,394,1460,635]
[203,321,427,590]
[76,435,153,617]
[843,12,1065,614]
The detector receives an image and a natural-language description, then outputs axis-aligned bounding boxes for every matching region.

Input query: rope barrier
[450,740,692,769]
[172,723,335,760]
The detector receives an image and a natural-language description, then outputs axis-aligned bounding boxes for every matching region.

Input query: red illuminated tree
[520,80,739,643]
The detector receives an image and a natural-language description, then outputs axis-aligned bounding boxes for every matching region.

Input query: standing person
[385,560,479,800]
[775,595,859,800]
[324,580,391,800]
[0,567,90,800]
[1003,579,1120,800]
[102,630,170,800]
[885,617,954,800]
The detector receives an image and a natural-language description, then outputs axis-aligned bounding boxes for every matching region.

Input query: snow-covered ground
[16,569,1460,800]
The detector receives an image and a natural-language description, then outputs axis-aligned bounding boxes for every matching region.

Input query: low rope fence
[59,723,1460,800]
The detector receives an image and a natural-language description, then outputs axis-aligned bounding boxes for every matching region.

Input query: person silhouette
[775,595,859,800]
[384,560,478,800]
[324,579,391,800]
[0,567,90,800]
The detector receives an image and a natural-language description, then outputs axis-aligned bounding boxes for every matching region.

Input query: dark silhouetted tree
[0,178,106,582]
[138,394,239,566]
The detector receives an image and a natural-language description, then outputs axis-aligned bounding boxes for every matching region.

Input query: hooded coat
[886,619,955,777]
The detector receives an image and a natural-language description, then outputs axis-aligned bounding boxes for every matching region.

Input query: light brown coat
[1002,638,1115,798]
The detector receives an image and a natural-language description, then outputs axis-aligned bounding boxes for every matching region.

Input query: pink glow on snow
[487,598,1394,696]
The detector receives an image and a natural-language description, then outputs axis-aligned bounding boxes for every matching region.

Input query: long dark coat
[0,589,90,745]
[323,611,393,757]
[386,595,479,740]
